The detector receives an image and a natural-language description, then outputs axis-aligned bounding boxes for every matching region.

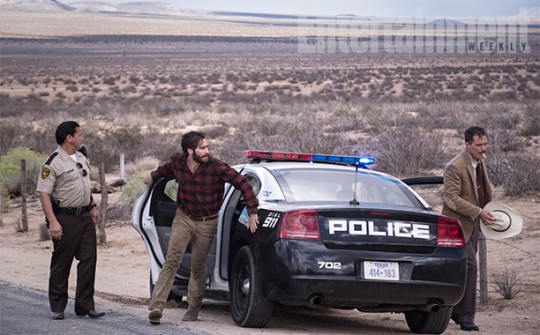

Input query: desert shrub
[66,84,78,92]
[217,109,355,164]
[119,169,153,205]
[488,129,529,153]
[0,121,19,156]
[124,157,160,178]
[86,126,144,172]
[141,129,182,162]
[128,75,142,85]
[521,104,540,137]
[0,183,9,213]
[368,126,446,177]
[203,124,230,139]
[487,153,540,197]
[0,147,47,196]
[493,269,521,299]
[103,76,118,85]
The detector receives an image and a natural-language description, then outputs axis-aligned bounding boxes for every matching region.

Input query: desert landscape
[1,1,539,334]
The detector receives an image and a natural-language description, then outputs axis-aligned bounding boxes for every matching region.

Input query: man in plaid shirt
[143,131,259,324]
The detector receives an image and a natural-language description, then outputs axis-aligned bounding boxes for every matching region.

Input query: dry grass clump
[493,269,522,300]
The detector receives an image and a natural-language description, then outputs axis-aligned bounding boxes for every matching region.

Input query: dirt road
[0,197,538,335]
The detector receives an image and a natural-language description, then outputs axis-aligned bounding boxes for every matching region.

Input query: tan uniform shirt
[36,147,92,208]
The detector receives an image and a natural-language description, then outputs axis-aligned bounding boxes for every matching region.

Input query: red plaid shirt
[151,153,259,217]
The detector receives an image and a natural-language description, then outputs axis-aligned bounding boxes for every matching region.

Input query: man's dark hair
[55,121,80,145]
[181,131,206,156]
[464,126,487,144]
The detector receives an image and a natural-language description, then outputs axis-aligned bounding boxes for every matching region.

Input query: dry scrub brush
[0,96,538,197]
[492,269,522,300]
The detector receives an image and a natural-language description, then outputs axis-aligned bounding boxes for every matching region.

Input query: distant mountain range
[0,0,319,18]
[1,0,538,22]
[0,0,364,19]
[0,0,73,11]
[0,0,206,15]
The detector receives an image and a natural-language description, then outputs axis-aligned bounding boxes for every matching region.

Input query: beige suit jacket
[442,151,492,242]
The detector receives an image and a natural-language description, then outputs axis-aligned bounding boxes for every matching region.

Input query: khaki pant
[149,208,217,311]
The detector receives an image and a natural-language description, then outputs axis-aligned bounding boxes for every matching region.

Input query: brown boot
[148,308,162,324]
[182,305,200,321]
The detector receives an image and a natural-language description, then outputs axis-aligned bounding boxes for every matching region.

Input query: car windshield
[275,168,422,208]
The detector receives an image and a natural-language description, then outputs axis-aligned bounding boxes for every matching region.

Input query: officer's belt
[56,206,92,216]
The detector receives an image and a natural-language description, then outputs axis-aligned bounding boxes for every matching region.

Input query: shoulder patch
[41,167,51,179]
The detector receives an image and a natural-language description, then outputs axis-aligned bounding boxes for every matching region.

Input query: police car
[132,151,466,334]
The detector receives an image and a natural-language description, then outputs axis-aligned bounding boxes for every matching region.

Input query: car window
[247,175,261,196]
[164,180,178,202]
[276,169,421,207]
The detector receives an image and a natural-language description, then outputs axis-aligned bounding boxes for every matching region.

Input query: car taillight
[436,216,465,248]
[278,209,321,240]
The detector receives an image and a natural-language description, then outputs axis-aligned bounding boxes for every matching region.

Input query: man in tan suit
[443,126,496,332]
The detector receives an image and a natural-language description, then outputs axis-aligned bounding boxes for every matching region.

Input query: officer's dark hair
[55,121,80,145]
[181,131,205,156]
[464,126,487,144]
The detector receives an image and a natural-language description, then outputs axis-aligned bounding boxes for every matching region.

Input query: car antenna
[349,165,360,206]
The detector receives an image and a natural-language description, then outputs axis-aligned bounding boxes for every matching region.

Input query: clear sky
[106,0,538,18]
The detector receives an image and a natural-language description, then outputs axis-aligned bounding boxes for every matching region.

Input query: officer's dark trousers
[49,213,97,314]
[452,221,480,324]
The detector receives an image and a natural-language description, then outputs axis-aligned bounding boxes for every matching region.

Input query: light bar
[245,150,375,168]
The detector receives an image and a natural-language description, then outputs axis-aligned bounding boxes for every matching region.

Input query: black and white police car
[132,150,467,334]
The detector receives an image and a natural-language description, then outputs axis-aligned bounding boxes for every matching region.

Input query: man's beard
[193,152,209,164]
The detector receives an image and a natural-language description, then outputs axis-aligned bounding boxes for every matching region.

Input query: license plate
[363,261,399,281]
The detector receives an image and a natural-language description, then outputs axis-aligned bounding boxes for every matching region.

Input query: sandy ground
[0,194,539,335]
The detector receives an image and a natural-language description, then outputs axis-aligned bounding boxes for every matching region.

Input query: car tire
[230,246,274,328]
[405,306,452,334]
[149,271,183,302]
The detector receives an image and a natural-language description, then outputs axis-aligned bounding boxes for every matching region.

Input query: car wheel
[149,271,183,302]
[230,246,274,328]
[405,307,452,334]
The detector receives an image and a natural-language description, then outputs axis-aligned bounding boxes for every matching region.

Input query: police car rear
[230,151,466,334]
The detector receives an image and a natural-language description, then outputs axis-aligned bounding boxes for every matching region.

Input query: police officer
[36,121,105,320]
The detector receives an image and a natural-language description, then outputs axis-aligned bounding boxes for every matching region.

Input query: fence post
[0,191,3,226]
[97,162,108,244]
[478,234,488,304]
[18,159,28,232]
[120,153,125,183]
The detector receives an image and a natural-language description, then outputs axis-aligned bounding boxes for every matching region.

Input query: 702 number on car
[318,261,342,269]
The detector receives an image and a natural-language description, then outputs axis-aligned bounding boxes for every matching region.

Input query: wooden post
[478,233,488,304]
[97,162,108,244]
[18,159,28,232]
[0,191,3,226]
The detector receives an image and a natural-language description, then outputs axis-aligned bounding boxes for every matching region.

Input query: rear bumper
[266,275,464,309]
[258,241,466,310]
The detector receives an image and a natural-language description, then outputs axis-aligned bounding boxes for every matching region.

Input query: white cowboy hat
[481,201,523,240]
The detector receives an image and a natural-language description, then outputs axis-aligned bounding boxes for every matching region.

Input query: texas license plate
[363,261,399,281]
